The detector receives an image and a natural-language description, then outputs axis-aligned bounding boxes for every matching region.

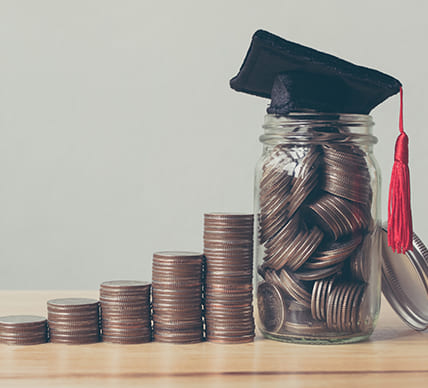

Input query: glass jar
[255,113,382,344]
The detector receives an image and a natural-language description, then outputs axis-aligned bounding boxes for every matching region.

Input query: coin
[310,276,337,322]
[0,315,47,327]
[307,194,370,240]
[295,263,343,282]
[102,334,152,344]
[47,298,99,309]
[342,283,360,331]
[279,268,312,308]
[0,336,48,346]
[286,227,324,271]
[283,320,326,335]
[204,334,255,344]
[257,282,286,333]
[100,280,150,290]
[311,280,322,321]
[48,333,100,345]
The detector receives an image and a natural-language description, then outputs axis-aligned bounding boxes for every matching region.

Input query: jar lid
[381,225,428,330]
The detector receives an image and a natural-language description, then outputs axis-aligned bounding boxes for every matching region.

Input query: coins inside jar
[257,136,375,339]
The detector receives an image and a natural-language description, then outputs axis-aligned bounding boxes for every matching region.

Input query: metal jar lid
[381,225,428,331]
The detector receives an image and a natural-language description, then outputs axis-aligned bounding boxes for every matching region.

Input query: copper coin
[153,335,203,344]
[283,320,326,336]
[101,321,150,329]
[311,280,322,321]
[319,277,337,321]
[47,311,99,322]
[0,336,48,346]
[342,283,360,331]
[102,334,151,344]
[0,315,47,327]
[100,280,150,291]
[101,326,151,336]
[49,335,100,345]
[206,334,254,344]
[47,298,99,309]
[295,263,343,282]
[326,285,340,330]
[257,282,286,333]
[339,283,358,332]
[0,331,47,340]
[48,320,99,330]
[352,284,366,332]
[279,268,312,308]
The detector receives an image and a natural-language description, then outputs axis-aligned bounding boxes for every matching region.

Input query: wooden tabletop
[0,290,427,387]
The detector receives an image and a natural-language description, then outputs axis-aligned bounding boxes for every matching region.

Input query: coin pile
[152,251,204,344]
[257,138,374,337]
[0,315,47,345]
[311,277,370,333]
[47,298,100,344]
[100,280,151,344]
[322,144,371,204]
[259,147,321,243]
[204,213,255,343]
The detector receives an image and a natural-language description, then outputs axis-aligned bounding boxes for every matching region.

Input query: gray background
[0,0,427,289]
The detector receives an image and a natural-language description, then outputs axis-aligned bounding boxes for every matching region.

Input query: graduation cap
[230,29,412,253]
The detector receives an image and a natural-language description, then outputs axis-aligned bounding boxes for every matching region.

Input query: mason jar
[255,112,382,344]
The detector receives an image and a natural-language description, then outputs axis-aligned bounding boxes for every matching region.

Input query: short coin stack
[152,251,204,344]
[47,298,100,344]
[100,280,152,344]
[0,315,47,345]
[204,213,255,343]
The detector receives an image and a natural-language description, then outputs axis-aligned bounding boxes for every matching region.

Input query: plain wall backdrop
[0,0,427,289]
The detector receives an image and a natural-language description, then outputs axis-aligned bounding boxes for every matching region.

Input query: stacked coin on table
[100,280,152,344]
[152,251,204,344]
[47,298,100,344]
[0,315,48,345]
[256,139,374,337]
[204,213,255,343]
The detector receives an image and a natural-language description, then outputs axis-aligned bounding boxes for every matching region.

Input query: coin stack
[47,298,100,344]
[257,139,374,337]
[204,213,255,344]
[152,251,204,344]
[0,315,47,345]
[100,280,152,344]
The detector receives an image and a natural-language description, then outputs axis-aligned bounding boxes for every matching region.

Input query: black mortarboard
[230,29,402,115]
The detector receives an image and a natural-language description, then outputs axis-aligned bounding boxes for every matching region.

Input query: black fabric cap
[230,30,402,115]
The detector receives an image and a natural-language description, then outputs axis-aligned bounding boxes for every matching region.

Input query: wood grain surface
[0,290,427,387]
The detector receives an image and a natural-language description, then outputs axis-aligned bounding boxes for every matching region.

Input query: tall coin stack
[0,315,48,345]
[100,280,152,344]
[47,298,100,344]
[204,213,255,344]
[152,251,204,344]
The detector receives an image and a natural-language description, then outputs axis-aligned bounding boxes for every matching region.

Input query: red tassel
[388,87,413,253]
